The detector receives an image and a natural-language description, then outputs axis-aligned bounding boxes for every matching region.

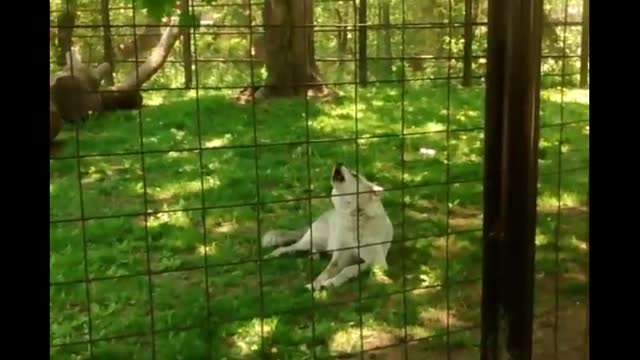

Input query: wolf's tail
[261,227,308,247]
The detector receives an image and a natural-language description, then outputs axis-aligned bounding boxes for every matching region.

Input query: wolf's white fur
[261,164,393,290]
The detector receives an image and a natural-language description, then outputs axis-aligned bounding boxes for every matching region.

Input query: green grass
[50,83,589,359]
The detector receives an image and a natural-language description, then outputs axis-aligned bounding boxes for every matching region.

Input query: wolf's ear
[370,184,384,199]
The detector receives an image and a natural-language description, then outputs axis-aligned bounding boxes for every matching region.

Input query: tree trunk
[181,0,194,88]
[116,17,163,60]
[248,35,265,68]
[56,0,78,66]
[381,0,392,74]
[462,0,474,86]
[579,0,589,88]
[114,18,183,90]
[357,0,368,87]
[49,18,183,141]
[254,0,330,99]
[101,0,115,85]
[335,8,348,65]
[376,4,381,58]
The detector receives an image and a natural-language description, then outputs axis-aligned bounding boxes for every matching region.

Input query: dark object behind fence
[480,0,544,358]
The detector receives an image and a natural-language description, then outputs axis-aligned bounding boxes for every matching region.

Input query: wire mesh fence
[49,0,589,358]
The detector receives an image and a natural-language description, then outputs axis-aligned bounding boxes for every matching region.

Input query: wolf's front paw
[263,247,284,259]
[261,230,281,247]
[305,279,331,292]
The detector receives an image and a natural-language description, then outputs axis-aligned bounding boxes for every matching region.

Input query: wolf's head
[330,163,385,216]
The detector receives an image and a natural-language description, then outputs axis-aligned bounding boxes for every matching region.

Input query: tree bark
[56,0,78,66]
[462,0,474,86]
[579,0,589,88]
[114,18,183,90]
[381,0,392,74]
[181,0,194,88]
[335,8,349,66]
[116,17,163,60]
[253,0,331,100]
[376,4,381,58]
[49,18,183,140]
[357,0,368,87]
[101,0,115,85]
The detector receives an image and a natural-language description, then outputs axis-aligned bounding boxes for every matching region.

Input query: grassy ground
[50,83,589,359]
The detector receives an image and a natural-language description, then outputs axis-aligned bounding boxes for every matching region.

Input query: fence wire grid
[49,0,589,359]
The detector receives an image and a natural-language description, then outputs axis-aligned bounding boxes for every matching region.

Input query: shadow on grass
[50,84,589,359]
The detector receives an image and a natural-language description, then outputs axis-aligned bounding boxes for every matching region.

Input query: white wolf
[261,163,394,290]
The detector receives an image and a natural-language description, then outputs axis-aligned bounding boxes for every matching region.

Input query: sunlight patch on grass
[558,192,581,208]
[535,231,551,247]
[418,307,469,328]
[568,236,588,252]
[419,266,440,287]
[424,122,447,132]
[329,323,399,354]
[430,236,476,257]
[196,244,217,256]
[210,221,238,234]
[230,317,278,356]
[406,325,434,339]
[147,209,192,228]
[537,191,581,211]
[204,174,222,190]
[144,90,199,106]
[541,88,590,105]
[371,266,393,285]
[150,180,202,203]
[454,109,481,123]
[204,134,233,148]
[313,289,330,301]
[313,112,353,133]
[537,194,559,210]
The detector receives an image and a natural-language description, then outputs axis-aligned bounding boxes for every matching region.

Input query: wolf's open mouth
[332,163,345,182]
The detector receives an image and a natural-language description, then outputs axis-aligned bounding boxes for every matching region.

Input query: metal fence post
[480,0,543,358]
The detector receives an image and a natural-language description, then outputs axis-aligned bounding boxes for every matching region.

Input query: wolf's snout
[332,163,345,182]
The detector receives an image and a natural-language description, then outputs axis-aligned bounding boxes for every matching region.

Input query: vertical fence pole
[480,0,543,358]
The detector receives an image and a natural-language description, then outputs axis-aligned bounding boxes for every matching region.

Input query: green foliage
[49,0,586,88]
[178,10,200,27]
[137,0,178,20]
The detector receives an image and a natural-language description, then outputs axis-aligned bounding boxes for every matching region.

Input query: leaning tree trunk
[254,0,331,99]
[116,17,163,60]
[56,0,78,66]
[50,18,183,142]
